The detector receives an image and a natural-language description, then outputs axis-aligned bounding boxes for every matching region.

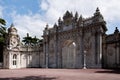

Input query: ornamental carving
[84,33,92,56]
[107,44,115,56]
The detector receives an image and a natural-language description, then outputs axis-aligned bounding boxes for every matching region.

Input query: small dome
[8,23,17,33]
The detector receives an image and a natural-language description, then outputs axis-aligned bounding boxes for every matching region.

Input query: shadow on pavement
[0,75,57,80]
[95,69,120,74]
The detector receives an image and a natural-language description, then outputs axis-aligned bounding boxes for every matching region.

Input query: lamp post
[83,50,87,69]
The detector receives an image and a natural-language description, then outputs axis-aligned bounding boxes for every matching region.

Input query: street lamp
[83,50,87,69]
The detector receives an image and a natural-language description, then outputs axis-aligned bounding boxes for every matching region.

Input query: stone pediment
[11,47,20,51]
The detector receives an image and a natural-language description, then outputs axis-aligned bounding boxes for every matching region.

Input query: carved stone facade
[3,8,120,69]
[102,27,120,68]
[43,8,108,68]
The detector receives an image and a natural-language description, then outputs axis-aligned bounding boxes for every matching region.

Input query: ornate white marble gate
[43,8,107,69]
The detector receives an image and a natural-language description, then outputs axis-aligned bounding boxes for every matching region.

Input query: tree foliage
[0,18,6,62]
[0,18,6,26]
[0,18,6,45]
[0,26,7,45]
[22,33,40,45]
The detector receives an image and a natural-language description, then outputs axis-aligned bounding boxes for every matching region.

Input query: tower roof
[63,11,73,20]
[8,23,17,33]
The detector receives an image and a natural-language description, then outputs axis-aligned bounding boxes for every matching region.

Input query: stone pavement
[0,68,120,80]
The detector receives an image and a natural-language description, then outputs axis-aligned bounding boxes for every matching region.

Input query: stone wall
[103,29,120,68]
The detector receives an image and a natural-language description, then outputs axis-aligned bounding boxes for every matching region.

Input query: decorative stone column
[96,30,102,68]
[9,52,12,69]
[45,39,49,68]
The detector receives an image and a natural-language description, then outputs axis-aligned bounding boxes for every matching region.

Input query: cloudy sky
[0,0,120,39]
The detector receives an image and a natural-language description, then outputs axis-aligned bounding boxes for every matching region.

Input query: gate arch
[62,40,76,68]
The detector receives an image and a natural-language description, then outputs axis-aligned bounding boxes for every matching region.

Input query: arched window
[13,54,17,65]
[13,54,17,59]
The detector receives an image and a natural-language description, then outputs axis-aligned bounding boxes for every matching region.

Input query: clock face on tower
[10,36,18,48]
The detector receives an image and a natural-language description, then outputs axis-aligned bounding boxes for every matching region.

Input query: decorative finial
[46,23,48,27]
[58,17,62,22]
[45,23,49,30]
[63,10,73,20]
[10,23,14,27]
[75,11,78,20]
[8,23,17,33]
[114,27,119,34]
[96,7,100,12]
[94,7,101,16]
[27,33,29,37]
[54,23,57,28]
[58,17,63,26]
[78,15,83,21]
[80,15,82,18]
[70,12,73,17]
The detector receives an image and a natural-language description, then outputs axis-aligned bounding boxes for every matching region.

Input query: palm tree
[0,26,7,44]
[0,18,6,62]
[31,36,39,45]
[22,33,32,45]
[22,33,40,45]
[0,18,6,44]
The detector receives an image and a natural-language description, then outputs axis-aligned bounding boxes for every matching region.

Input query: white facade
[3,24,44,69]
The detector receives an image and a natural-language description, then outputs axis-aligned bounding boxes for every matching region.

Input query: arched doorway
[12,54,17,68]
[62,40,76,68]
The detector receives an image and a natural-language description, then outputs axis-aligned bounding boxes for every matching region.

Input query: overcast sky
[0,0,120,39]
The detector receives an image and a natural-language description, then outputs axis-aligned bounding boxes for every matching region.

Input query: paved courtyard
[0,68,120,80]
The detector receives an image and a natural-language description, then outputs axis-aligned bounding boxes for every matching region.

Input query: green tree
[31,36,39,45]
[0,18,6,26]
[22,33,32,45]
[0,26,7,45]
[0,18,6,62]
[22,33,40,45]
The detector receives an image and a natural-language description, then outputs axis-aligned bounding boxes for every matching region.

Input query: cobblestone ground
[0,68,120,80]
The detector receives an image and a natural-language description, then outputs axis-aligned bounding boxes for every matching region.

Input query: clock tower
[3,23,21,69]
[7,23,20,49]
